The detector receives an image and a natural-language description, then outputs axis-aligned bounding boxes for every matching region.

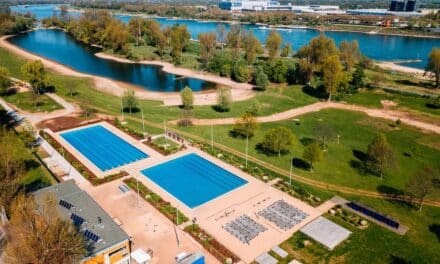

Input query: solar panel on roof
[70,214,84,226]
[59,199,73,210]
[84,230,100,243]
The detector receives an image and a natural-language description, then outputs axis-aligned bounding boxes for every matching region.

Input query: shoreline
[0,34,255,106]
[375,61,430,79]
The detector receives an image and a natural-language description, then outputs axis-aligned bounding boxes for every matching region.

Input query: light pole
[141,109,145,131]
[245,135,249,168]
[136,177,140,208]
[210,124,214,150]
[121,98,125,120]
[289,158,293,187]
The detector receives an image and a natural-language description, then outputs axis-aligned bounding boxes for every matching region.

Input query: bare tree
[4,194,87,264]
[405,166,438,211]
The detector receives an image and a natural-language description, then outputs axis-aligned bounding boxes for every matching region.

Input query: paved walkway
[181,101,440,134]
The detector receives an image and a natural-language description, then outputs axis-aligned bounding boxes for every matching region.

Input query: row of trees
[0,13,33,36]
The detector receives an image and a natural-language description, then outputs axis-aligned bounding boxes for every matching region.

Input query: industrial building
[218,0,340,13]
[390,0,419,12]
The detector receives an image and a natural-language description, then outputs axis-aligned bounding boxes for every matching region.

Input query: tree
[232,60,250,83]
[128,17,145,46]
[297,34,338,70]
[0,129,24,214]
[198,32,217,65]
[405,166,438,211]
[253,66,269,91]
[102,20,130,53]
[122,89,138,114]
[322,55,343,101]
[339,40,361,71]
[265,31,282,61]
[297,58,314,84]
[4,194,87,264]
[232,111,258,138]
[366,133,394,179]
[226,25,243,58]
[216,24,227,49]
[260,127,295,156]
[302,142,323,171]
[243,29,262,64]
[21,60,46,108]
[269,60,288,83]
[350,64,365,92]
[170,24,190,63]
[216,87,232,112]
[426,48,440,88]
[313,123,336,150]
[0,66,11,95]
[180,86,194,110]
[280,43,291,57]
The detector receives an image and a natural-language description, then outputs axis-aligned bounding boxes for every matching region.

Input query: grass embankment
[3,91,62,113]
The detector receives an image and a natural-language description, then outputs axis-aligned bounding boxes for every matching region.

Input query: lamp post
[210,124,214,150]
[245,135,249,168]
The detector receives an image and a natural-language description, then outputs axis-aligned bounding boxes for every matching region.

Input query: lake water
[9,29,216,92]
[10,4,440,69]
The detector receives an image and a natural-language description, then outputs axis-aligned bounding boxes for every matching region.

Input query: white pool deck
[46,121,327,263]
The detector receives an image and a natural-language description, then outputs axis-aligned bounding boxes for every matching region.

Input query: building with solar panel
[34,180,131,264]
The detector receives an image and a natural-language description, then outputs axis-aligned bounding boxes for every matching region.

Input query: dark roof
[33,180,129,257]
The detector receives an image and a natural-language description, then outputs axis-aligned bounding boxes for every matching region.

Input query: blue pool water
[61,125,148,171]
[141,153,247,208]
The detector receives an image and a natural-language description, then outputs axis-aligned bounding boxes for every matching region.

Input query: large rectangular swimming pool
[141,153,247,209]
[60,125,148,171]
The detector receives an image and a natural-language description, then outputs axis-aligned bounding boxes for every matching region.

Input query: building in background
[218,0,340,13]
[389,0,419,12]
[34,180,131,264]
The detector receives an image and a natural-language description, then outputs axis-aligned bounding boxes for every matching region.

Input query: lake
[9,29,216,92]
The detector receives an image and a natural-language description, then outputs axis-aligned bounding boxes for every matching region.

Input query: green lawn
[178,109,440,199]
[280,197,440,263]
[3,92,62,113]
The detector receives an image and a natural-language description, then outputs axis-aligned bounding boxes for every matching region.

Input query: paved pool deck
[47,122,322,263]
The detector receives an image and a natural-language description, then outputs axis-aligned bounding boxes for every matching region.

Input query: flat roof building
[218,0,340,13]
[34,180,131,264]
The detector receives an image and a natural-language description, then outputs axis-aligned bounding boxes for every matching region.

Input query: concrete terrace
[45,121,325,263]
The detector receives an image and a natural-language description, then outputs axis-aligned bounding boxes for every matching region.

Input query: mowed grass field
[3,92,62,113]
[180,109,440,199]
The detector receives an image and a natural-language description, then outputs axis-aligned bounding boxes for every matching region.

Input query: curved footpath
[0,35,254,106]
[178,101,440,134]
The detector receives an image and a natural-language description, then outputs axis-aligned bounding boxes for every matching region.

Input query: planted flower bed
[331,205,369,229]
[40,131,127,185]
[184,224,240,263]
[144,136,185,156]
[123,177,188,225]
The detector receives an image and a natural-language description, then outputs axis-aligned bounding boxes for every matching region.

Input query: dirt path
[180,101,440,134]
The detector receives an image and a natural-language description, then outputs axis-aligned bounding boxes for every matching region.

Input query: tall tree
[232,111,258,138]
[313,123,336,150]
[297,34,338,70]
[350,64,365,92]
[339,40,361,71]
[280,43,291,57]
[297,58,314,84]
[405,166,438,211]
[265,31,282,61]
[243,29,262,64]
[180,86,194,110]
[260,127,296,156]
[322,55,343,101]
[426,48,440,88]
[102,20,130,53]
[0,129,24,214]
[170,24,190,63]
[302,142,323,171]
[216,24,227,49]
[0,66,11,95]
[216,86,232,112]
[21,60,46,108]
[366,133,394,179]
[253,66,269,91]
[198,32,217,65]
[122,89,138,114]
[4,194,87,264]
[226,25,243,58]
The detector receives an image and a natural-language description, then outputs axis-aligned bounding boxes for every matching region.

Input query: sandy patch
[0,35,254,106]
[376,61,430,80]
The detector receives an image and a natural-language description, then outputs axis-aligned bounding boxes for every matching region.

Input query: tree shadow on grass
[299,137,316,147]
[429,224,440,243]
[292,158,310,171]
[122,107,140,114]
[255,143,290,157]
[350,149,370,175]
[302,85,328,99]
[377,185,413,209]
[24,178,51,193]
[24,159,41,170]
[388,255,414,264]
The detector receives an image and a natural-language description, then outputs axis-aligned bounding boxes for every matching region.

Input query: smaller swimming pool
[141,153,247,208]
[60,125,148,171]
